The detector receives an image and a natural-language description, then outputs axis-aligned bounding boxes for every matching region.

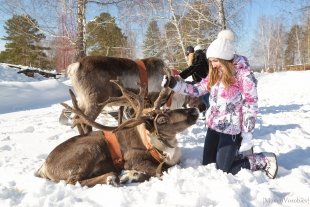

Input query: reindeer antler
[61,80,148,133]
[99,80,145,119]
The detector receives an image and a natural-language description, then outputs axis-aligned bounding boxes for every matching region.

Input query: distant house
[286,64,310,71]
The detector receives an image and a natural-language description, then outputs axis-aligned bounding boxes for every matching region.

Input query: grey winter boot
[246,152,278,179]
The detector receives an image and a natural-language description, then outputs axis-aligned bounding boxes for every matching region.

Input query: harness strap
[141,129,164,163]
[102,130,124,170]
[135,60,148,97]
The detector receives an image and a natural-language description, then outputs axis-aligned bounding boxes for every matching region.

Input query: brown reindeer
[65,56,174,134]
[35,80,199,187]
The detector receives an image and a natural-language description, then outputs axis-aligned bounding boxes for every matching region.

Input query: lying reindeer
[35,80,199,187]
[65,56,175,134]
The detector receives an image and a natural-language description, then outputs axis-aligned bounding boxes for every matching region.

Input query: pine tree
[143,20,162,58]
[0,15,51,69]
[163,21,184,67]
[284,25,304,65]
[86,12,128,57]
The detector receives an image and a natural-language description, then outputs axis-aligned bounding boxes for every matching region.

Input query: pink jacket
[173,55,258,135]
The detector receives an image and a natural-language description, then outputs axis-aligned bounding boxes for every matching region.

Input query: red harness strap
[135,60,148,97]
[103,128,164,168]
[140,129,164,163]
[102,131,124,169]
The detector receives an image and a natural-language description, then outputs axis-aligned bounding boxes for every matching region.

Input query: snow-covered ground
[0,63,309,207]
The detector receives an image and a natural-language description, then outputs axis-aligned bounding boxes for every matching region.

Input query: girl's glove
[239,132,253,152]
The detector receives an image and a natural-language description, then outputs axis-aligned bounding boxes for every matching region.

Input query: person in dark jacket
[185,46,195,66]
[179,44,209,83]
[180,44,210,110]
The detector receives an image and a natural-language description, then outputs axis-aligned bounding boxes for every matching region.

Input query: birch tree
[215,0,226,29]
[251,15,286,71]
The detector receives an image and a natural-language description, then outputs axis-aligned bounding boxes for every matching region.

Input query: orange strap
[135,60,148,97]
[141,130,163,163]
[102,131,124,169]
[103,129,163,167]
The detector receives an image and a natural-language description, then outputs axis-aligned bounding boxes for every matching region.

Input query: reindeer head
[138,108,198,150]
[145,108,198,134]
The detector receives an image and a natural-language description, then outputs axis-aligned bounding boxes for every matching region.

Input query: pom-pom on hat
[206,29,235,60]
[194,44,204,51]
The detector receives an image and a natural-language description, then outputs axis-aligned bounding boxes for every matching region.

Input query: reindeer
[35,80,199,187]
[64,56,175,134]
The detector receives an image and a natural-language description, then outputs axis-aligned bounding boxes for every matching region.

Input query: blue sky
[0,11,11,50]
[237,0,307,57]
[0,0,308,58]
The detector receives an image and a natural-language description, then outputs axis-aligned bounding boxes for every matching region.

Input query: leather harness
[102,60,168,169]
[102,127,164,169]
[102,130,124,170]
[135,60,148,97]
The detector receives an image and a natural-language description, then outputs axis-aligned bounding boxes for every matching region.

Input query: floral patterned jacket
[172,55,258,135]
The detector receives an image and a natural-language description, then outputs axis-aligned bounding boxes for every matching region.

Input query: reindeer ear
[156,115,168,125]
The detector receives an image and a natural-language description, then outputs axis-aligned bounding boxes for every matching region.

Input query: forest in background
[0,0,309,73]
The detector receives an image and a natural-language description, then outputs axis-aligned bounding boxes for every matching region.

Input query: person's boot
[246,152,278,179]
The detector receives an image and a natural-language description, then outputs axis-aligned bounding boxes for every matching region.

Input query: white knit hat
[194,44,203,51]
[206,30,235,60]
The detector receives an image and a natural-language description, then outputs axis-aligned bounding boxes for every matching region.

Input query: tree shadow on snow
[254,123,301,138]
[259,104,304,115]
[277,147,310,175]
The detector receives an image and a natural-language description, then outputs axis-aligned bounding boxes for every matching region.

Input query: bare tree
[0,0,251,68]
[214,0,226,29]
[252,15,286,71]
[168,0,186,59]
[271,19,285,71]
[76,0,86,59]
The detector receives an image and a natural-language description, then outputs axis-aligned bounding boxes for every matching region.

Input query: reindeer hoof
[106,174,120,187]
[120,170,149,184]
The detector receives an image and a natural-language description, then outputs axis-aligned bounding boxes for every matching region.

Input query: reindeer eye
[156,116,167,124]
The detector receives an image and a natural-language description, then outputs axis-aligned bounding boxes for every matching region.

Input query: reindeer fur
[35,108,199,187]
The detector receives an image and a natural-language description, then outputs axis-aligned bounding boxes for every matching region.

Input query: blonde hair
[207,58,236,91]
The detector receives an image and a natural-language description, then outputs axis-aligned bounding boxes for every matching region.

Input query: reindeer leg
[82,104,103,134]
[78,172,120,187]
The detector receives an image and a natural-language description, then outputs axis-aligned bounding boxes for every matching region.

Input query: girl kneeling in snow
[162,30,278,179]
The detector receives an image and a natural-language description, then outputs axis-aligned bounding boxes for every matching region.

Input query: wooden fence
[285,64,310,71]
